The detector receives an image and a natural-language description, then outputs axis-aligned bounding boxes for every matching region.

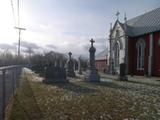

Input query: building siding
[128,34,150,76]
[128,31,160,76]
[95,59,107,72]
[153,31,160,76]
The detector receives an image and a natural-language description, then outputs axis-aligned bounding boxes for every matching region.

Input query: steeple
[115,11,120,20]
[124,12,127,32]
[110,23,112,33]
[124,12,127,22]
[109,23,112,39]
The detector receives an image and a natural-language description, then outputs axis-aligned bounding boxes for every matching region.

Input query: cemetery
[7,67,160,120]
[0,1,160,120]
[4,39,160,120]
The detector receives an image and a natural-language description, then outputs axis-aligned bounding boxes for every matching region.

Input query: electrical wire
[10,0,17,26]
[17,0,20,27]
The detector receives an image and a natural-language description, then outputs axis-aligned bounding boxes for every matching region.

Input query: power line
[17,0,20,27]
[10,0,17,26]
[11,0,26,56]
[10,0,27,56]
[15,0,27,56]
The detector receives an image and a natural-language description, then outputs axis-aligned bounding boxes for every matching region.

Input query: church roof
[125,7,160,37]
[95,49,108,60]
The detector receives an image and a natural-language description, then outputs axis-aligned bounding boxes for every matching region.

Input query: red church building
[95,49,108,72]
[108,7,160,76]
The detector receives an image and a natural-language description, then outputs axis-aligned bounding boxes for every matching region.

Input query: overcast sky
[0,0,160,57]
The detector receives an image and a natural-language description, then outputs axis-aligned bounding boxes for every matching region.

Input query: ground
[7,68,160,120]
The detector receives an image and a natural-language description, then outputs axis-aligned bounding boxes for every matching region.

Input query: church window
[136,39,145,70]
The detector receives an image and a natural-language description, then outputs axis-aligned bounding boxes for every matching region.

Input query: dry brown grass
[7,69,160,120]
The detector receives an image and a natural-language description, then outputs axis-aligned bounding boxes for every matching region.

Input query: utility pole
[14,0,26,56]
[15,27,26,56]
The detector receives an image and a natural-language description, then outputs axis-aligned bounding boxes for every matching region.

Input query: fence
[0,65,22,120]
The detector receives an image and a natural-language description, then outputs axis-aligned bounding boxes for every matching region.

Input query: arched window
[136,39,145,70]
[114,42,120,67]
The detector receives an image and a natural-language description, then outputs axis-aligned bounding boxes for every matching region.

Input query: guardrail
[0,65,23,120]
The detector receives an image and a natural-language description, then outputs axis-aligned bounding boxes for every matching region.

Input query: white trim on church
[109,20,126,74]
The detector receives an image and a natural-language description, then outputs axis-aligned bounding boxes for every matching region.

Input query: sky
[0,0,160,57]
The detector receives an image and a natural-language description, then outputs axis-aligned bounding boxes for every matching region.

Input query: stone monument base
[43,78,68,84]
[85,69,100,82]
[67,70,75,77]
[78,70,82,75]
[118,75,128,81]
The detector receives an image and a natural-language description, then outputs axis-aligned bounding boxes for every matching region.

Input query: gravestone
[85,39,100,82]
[78,56,82,74]
[66,52,75,77]
[43,60,68,83]
[118,63,128,80]
[59,59,63,68]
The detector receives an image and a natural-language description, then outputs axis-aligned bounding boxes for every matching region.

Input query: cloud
[94,37,108,50]
[10,34,107,58]
[0,43,16,50]
[13,41,40,49]
[18,8,109,57]
[46,44,58,49]
[82,43,90,51]
[23,47,35,54]
[80,37,107,55]
[47,36,107,58]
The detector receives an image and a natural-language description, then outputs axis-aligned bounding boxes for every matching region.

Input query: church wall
[144,34,150,75]
[119,36,126,64]
[153,31,160,76]
[128,37,135,75]
[128,34,150,76]
[119,49,125,63]
[95,59,107,72]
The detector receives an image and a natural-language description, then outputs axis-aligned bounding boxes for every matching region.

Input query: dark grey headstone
[43,66,68,83]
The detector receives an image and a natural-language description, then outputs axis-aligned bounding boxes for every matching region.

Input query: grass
[7,68,160,120]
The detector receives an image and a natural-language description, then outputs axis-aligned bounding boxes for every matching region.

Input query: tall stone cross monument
[67,52,75,77]
[89,39,96,69]
[85,38,100,82]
